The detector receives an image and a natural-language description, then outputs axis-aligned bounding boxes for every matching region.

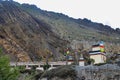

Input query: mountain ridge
[17,3,120,42]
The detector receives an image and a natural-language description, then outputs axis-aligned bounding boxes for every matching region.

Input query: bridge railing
[10,61,67,66]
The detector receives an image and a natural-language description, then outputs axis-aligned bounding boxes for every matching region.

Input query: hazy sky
[14,0,120,29]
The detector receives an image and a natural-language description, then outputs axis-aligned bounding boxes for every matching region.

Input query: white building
[89,43,106,64]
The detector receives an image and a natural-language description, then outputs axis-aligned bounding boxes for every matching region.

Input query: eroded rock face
[0,37,31,61]
[0,1,67,61]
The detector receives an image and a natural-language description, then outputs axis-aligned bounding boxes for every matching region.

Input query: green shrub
[0,49,19,80]
[43,63,50,70]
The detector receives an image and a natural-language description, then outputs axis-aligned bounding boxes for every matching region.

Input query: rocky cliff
[0,1,67,61]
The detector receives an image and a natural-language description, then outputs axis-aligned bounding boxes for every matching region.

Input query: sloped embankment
[39,64,120,80]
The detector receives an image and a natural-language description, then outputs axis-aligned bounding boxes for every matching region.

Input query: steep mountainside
[0,1,67,61]
[17,3,120,57]
[0,1,120,62]
[18,3,120,43]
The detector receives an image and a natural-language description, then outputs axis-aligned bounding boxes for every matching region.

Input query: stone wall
[76,64,120,80]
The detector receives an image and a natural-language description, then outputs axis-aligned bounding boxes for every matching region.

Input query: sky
[14,0,120,29]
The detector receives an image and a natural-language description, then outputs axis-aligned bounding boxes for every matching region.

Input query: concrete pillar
[48,64,54,70]
[36,65,44,71]
[25,65,31,69]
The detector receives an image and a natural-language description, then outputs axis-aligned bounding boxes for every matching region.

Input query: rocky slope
[39,65,120,80]
[0,1,67,61]
[18,3,120,43]
[17,3,120,56]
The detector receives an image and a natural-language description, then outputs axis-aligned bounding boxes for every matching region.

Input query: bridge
[10,61,67,70]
